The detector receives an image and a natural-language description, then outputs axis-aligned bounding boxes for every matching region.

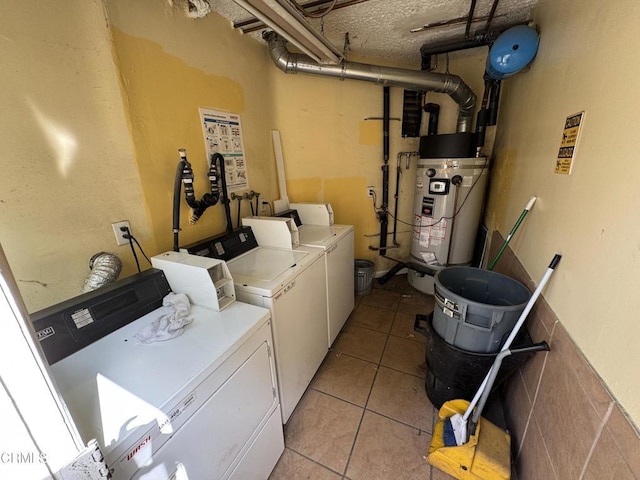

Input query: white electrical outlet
[111,220,131,246]
[367,186,375,197]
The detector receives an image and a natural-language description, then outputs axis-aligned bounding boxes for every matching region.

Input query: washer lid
[298,224,353,247]
[227,247,307,282]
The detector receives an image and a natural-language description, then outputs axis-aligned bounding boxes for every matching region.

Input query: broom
[488,196,537,271]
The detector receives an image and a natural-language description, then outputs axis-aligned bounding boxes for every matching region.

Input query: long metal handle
[463,254,561,423]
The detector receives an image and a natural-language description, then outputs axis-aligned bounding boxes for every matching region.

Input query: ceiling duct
[264,32,477,133]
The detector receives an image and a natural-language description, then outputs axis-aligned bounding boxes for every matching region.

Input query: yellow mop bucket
[427,254,559,480]
[428,342,549,479]
[428,399,511,480]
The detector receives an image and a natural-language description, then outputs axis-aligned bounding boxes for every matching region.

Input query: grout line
[578,400,615,480]
[309,286,430,478]
[514,371,533,461]
[429,401,439,480]
[340,328,391,477]
[283,446,345,477]
[532,345,559,479]
[307,386,371,410]
[363,405,432,435]
[533,414,560,480]
[378,362,427,381]
[516,320,554,461]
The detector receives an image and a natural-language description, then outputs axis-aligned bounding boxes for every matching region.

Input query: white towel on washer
[133,293,193,344]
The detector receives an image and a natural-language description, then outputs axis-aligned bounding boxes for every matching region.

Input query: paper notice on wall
[199,108,249,191]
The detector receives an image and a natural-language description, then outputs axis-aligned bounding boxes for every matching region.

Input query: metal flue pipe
[264,32,477,132]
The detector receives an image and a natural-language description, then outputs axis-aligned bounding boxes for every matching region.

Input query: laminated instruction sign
[199,108,249,191]
[555,111,584,175]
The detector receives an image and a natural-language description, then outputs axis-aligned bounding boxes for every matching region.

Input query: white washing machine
[185,227,328,424]
[295,224,354,346]
[278,204,355,347]
[31,269,283,480]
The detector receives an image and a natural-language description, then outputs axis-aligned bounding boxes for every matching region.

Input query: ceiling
[210,0,538,63]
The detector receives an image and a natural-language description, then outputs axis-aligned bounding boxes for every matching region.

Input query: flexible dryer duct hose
[82,252,122,293]
[264,32,477,132]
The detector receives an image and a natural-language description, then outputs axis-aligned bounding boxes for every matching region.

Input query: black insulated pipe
[475,78,492,150]
[424,103,440,136]
[488,80,501,126]
[379,87,390,256]
[465,0,478,38]
[393,153,402,247]
[420,30,501,58]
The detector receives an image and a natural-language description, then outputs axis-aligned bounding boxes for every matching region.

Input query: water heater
[408,133,490,294]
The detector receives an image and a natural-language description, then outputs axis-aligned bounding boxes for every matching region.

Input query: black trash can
[414,312,537,409]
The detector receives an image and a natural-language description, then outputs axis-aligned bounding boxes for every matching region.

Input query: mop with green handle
[487,196,537,271]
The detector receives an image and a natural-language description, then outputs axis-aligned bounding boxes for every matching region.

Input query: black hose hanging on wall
[212,152,234,235]
[379,87,390,256]
[173,158,189,252]
[172,150,234,251]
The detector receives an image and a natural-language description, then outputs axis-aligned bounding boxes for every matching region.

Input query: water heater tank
[408,156,490,294]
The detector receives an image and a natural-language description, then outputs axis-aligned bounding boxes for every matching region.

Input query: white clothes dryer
[31,270,282,480]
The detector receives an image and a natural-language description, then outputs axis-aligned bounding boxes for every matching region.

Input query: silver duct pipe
[264,32,477,132]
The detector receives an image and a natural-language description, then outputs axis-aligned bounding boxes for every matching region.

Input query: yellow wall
[0,0,279,313]
[0,0,486,311]
[3,0,635,428]
[0,0,155,312]
[270,51,486,269]
[487,0,640,422]
[105,0,278,252]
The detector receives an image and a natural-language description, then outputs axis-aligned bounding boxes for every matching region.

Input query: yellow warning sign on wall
[555,111,584,175]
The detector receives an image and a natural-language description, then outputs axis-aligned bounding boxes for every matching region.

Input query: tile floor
[269,275,458,480]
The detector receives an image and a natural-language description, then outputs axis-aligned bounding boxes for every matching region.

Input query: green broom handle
[487,196,537,271]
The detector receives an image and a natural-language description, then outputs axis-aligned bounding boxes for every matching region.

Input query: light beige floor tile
[360,289,401,311]
[285,389,363,474]
[431,466,458,479]
[331,325,387,364]
[269,448,341,480]
[390,311,427,344]
[367,366,433,432]
[348,303,394,333]
[311,352,377,406]
[397,294,435,315]
[346,411,431,480]
[380,335,427,378]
